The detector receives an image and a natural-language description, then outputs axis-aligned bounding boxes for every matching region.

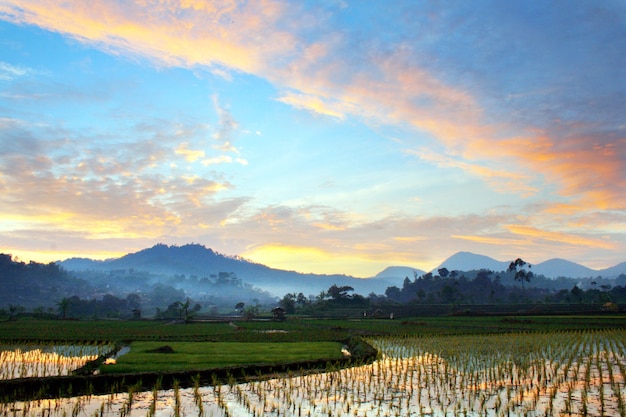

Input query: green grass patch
[2,315,626,345]
[101,341,345,373]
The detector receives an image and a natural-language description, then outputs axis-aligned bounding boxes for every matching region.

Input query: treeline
[0,254,92,307]
[276,270,626,316]
[380,267,626,306]
[384,269,544,304]
[56,294,142,319]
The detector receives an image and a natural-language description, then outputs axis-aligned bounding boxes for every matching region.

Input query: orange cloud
[506,224,616,250]
[392,236,427,243]
[0,0,290,73]
[312,222,345,231]
[452,235,527,246]
[276,92,348,119]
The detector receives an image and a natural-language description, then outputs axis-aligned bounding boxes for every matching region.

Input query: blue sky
[1,0,625,277]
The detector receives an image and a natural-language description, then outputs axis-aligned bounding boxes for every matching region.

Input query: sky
[0,0,625,277]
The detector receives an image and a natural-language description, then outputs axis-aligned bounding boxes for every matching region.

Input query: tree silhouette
[7,304,24,320]
[508,258,533,289]
[57,297,70,319]
[327,284,354,300]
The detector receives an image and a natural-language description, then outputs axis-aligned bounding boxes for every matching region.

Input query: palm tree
[177,298,201,322]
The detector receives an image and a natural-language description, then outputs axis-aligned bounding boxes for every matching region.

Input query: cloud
[275,91,349,119]
[0,118,240,242]
[211,95,239,152]
[407,147,537,196]
[175,142,205,162]
[1,1,624,274]
[3,0,623,216]
[202,155,232,165]
[226,206,523,274]
[0,61,32,80]
[0,0,292,72]
[506,224,617,250]
[452,235,527,247]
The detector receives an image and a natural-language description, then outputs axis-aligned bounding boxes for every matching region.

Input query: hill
[373,266,426,285]
[58,243,392,297]
[435,252,510,273]
[599,262,626,278]
[531,259,596,279]
[430,252,626,279]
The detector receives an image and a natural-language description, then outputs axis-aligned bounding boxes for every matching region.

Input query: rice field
[3,329,626,416]
[0,344,113,379]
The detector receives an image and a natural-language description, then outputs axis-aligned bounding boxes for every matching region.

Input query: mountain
[59,257,107,270]
[598,262,626,278]
[58,245,626,298]
[58,243,392,297]
[432,252,626,279]
[532,259,596,279]
[374,266,426,286]
[435,252,510,273]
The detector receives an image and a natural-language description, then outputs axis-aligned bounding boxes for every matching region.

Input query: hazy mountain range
[59,244,397,297]
[57,244,626,298]
[432,251,626,279]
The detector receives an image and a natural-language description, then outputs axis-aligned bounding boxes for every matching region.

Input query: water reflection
[0,344,112,379]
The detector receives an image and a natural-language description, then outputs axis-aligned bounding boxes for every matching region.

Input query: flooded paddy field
[3,329,626,416]
[0,344,113,380]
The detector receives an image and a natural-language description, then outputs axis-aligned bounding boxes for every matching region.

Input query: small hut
[271,306,286,321]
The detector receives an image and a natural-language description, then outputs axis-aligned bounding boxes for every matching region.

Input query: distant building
[271,307,285,321]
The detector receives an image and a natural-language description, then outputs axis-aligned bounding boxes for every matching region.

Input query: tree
[440,285,457,304]
[177,298,200,322]
[571,285,583,303]
[243,305,259,320]
[57,297,71,319]
[385,286,402,302]
[508,258,533,289]
[402,277,411,289]
[296,292,308,307]
[126,293,142,311]
[438,268,450,278]
[327,284,354,300]
[7,304,24,320]
[280,293,296,313]
[235,302,245,314]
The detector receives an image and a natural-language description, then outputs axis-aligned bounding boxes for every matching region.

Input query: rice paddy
[0,344,113,379]
[3,328,626,416]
